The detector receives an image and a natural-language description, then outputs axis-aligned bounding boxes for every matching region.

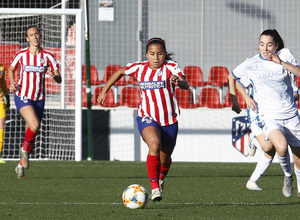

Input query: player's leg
[159,122,178,192]
[247,134,275,190]
[0,103,6,163]
[18,105,39,169]
[290,146,300,198]
[137,116,162,201]
[159,149,173,192]
[142,126,162,201]
[268,128,293,197]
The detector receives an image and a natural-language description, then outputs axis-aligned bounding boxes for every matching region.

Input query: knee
[147,141,160,154]
[276,146,288,157]
[29,121,40,132]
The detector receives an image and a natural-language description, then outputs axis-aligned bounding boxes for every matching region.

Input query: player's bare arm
[269,51,300,77]
[97,66,126,105]
[7,65,17,92]
[227,73,242,114]
[235,81,257,111]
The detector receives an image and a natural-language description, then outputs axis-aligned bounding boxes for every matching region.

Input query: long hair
[260,29,284,51]
[146,37,174,60]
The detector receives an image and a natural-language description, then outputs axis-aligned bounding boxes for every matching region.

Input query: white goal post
[0,8,83,161]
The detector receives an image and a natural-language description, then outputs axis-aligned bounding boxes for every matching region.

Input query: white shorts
[262,114,300,147]
[250,120,264,138]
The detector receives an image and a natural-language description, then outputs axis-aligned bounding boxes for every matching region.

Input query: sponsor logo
[24,65,46,73]
[258,69,284,80]
[139,81,165,90]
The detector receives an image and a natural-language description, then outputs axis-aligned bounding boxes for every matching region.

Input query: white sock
[277,154,292,177]
[294,164,300,193]
[250,154,272,182]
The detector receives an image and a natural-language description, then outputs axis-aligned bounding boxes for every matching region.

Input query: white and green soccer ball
[122,184,148,209]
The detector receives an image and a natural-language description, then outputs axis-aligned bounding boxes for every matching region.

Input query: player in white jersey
[97,37,189,201]
[231,75,298,193]
[228,29,300,198]
[8,25,61,178]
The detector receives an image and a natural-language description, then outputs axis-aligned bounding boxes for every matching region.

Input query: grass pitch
[0,161,299,219]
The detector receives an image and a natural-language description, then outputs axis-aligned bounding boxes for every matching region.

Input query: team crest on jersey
[158,70,163,76]
[142,116,153,124]
[40,58,46,64]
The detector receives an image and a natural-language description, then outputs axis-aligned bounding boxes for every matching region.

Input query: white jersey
[233,48,299,120]
[124,60,185,126]
[10,47,59,101]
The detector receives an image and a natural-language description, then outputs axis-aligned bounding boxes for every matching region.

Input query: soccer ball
[122,184,148,209]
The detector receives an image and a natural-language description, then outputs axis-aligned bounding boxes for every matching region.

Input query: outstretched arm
[228,73,241,114]
[269,52,300,77]
[97,66,126,105]
[8,65,17,92]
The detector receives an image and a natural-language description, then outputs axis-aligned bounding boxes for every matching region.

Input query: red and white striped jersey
[10,47,59,101]
[125,60,185,126]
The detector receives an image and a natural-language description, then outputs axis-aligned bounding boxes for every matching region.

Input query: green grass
[0,161,299,219]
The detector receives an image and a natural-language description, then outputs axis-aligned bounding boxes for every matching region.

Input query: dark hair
[25,25,39,37]
[146,37,174,60]
[260,29,284,51]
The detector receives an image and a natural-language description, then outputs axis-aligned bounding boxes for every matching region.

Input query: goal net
[0,8,83,161]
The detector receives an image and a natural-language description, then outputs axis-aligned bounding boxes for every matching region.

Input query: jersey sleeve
[166,60,184,76]
[10,52,21,68]
[279,48,299,66]
[232,58,249,79]
[124,62,142,76]
[238,76,252,88]
[47,53,59,71]
[291,75,298,93]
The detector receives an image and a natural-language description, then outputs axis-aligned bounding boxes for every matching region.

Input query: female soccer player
[228,29,300,198]
[230,76,298,195]
[8,25,61,178]
[97,37,189,201]
[0,64,10,163]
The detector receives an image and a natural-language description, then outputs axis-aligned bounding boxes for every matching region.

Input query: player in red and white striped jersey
[98,38,189,201]
[8,25,61,178]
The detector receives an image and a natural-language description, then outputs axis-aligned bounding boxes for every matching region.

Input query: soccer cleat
[15,166,25,179]
[0,158,6,163]
[247,133,257,157]
[20,149,29,169]
[159,179,164,192]
[150,188,162,202]
[246,179,262,191]
[282,175,293,198]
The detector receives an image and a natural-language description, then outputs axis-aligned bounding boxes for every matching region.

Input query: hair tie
[147,38,165,45]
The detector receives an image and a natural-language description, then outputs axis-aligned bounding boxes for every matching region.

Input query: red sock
[160,158,172,180]
[22,128,37,152]
[146,154,161,190]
